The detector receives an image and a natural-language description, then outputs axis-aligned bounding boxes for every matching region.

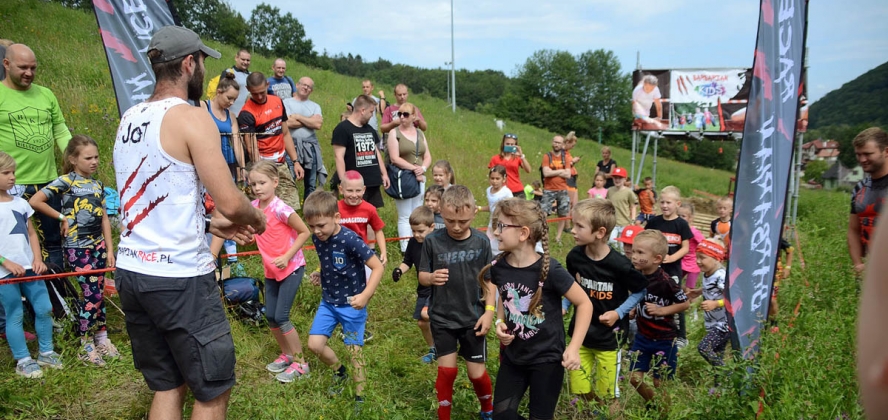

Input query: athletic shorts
[569,347,622,398]
[363,185,384,208]
[431,325,487,363]
[117,269,235,402]
[413,295,430,320]
[309,300,368,346]
[629,333,678,379]
[541,190,570,217]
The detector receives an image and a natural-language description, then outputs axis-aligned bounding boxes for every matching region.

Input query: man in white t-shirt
[632,75,662,119]
[284,76,325,198]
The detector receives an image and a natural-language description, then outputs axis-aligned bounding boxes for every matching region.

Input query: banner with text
[92,0,177,116]
[726,0,808,358]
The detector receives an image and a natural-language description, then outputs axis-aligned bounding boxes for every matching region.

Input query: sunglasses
[504,133,518,139]
[398,112,411,118]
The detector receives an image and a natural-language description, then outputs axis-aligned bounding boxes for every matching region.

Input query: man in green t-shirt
[1,44,72,266]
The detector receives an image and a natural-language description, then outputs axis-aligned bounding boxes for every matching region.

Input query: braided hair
[477,198,550,318]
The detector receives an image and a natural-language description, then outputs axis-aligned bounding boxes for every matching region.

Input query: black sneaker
[329,371,349,396]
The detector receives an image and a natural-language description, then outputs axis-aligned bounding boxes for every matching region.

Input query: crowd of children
[1,130,755,419]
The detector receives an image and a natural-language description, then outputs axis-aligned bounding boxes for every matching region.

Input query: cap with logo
[617,225,644,244]
[612,167,628,178]
[148,26,221,64]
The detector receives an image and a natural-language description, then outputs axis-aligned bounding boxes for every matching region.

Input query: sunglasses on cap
[398,112,411,118]
[504,133,518,139]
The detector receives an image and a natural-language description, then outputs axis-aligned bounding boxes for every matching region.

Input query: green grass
[0,0,863,418]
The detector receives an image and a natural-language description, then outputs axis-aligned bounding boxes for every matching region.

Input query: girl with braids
[480,198,592,420]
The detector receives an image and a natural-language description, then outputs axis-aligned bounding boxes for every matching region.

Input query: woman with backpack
[386,102,432,253]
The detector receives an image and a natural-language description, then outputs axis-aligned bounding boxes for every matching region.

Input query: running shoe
[36,351,63,370]
[15,359,43,379]
[79,343,106,367]
[266,354,291,373]
[96,341,120,359]
[275,362,310,383]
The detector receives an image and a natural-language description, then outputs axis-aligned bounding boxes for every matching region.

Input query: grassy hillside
[0,1,863,419]
[809,61,888,129]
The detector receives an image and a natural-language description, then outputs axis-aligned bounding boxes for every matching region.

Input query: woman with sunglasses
[489,133,532,198]
[386,102,432,252]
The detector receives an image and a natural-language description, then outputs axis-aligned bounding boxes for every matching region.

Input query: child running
[692,239,729,383]
[431,159,455,190]
[425,185,445,229]
[628,230,689,411]
[29,135,117,366]
[418,185,496,420]
[480,165,512,255]
[246,161,312,383]
[587,172,608,199]
[677,203,705,290]
[392,205,437,363]
[566,198,648,415]
[644,186,692,347]
[303,191,384,407]
[483,198,593,419]
[0,151,62,378]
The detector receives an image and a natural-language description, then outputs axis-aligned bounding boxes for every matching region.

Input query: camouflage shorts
[541,189,570,216]
[274,163,301,210]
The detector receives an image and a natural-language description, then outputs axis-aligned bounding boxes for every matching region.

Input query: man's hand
[292,162,305,180]
[209,210,265,244]
[599,310,620,327]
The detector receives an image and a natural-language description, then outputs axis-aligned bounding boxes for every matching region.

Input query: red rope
[0,216,574,285]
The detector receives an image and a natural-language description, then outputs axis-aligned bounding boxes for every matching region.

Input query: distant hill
[808,61,888,129]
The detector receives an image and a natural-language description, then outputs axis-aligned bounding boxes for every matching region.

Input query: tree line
[51,0,738,171]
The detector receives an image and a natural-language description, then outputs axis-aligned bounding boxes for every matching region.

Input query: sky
[230,0,888,104]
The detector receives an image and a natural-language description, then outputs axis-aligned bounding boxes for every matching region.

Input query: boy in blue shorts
[627,230,689,410]
[304,191,384,406]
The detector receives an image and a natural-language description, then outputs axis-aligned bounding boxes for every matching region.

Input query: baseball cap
[612,167,628,178]
[148,26,221,64]
[617,225,644,244]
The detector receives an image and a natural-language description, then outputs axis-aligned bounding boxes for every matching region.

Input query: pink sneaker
[0,331,37,342]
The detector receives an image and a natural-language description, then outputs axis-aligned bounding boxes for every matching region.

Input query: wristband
[718,299,725,307]
[495,319,504,326]
[0,256,5,265]
[485,305,496,312]
[58,213,65,222]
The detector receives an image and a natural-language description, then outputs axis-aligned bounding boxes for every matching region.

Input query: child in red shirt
[338,171,388,267]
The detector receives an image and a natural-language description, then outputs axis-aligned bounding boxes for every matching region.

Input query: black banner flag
[727,0,808,357]
[92,0,177,117]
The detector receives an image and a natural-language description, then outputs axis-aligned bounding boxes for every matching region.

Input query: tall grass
[0,1,862,419]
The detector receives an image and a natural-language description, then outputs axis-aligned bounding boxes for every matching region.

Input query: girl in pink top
[678,203,705,289]
[248,161,312,383]
[587,172,609,199]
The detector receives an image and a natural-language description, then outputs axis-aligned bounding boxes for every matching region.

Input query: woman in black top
[596,147,617,189]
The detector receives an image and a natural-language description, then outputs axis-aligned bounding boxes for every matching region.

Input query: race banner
[92,0,178,116]
[726,0,808,358]
[670,69,748,104]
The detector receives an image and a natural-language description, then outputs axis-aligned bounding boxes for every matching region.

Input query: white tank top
[113,97,214,277]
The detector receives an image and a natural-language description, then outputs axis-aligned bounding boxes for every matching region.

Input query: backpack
[206,68,235,100]
[539,150,567,183]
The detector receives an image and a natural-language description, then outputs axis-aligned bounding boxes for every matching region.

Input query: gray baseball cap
[147,26,221,64]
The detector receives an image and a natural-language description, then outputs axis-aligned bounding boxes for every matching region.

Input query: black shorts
[363,185,384,208]
[117,269,235,402]
[413,296,429,320]
[431,325,487,363]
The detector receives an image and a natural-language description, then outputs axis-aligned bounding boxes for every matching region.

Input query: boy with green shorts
[566,198,648,414]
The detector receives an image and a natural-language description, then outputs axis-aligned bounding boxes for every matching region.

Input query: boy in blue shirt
[304,191,384,406]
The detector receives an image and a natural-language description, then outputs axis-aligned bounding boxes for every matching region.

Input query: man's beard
[187,64,205,102]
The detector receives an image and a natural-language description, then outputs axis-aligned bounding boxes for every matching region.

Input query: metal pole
[635,132,651,185]
[631,130,637,183]
[451,0,456,113]
[598,126,602,144]
[791,133,804,227]
[653,136,659,187]
[445,63,450,105]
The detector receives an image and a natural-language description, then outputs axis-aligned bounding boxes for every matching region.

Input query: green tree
[804,159,830,184]
[247,3,315,64]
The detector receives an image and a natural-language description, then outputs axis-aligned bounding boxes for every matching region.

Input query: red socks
[470,371,494,413]
[436,366,458,420]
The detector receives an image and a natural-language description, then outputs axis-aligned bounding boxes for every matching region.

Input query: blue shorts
[629,333,678,379]
[309,300,368,346]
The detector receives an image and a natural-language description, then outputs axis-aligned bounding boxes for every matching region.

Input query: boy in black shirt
[418,185,495,420]
[627,230,689,409]
[566,198,648,413]
[392,205,437,363]
[644,185,692,347]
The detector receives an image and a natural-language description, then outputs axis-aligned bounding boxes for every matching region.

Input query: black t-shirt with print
[491,256,574,365]
[419,228,493,330]
[403,237,431,298]
[331,119,383,187]
[645,215,692,280]
[635,267,688,341]
[596,159,617,189]
[566,246,648,351]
